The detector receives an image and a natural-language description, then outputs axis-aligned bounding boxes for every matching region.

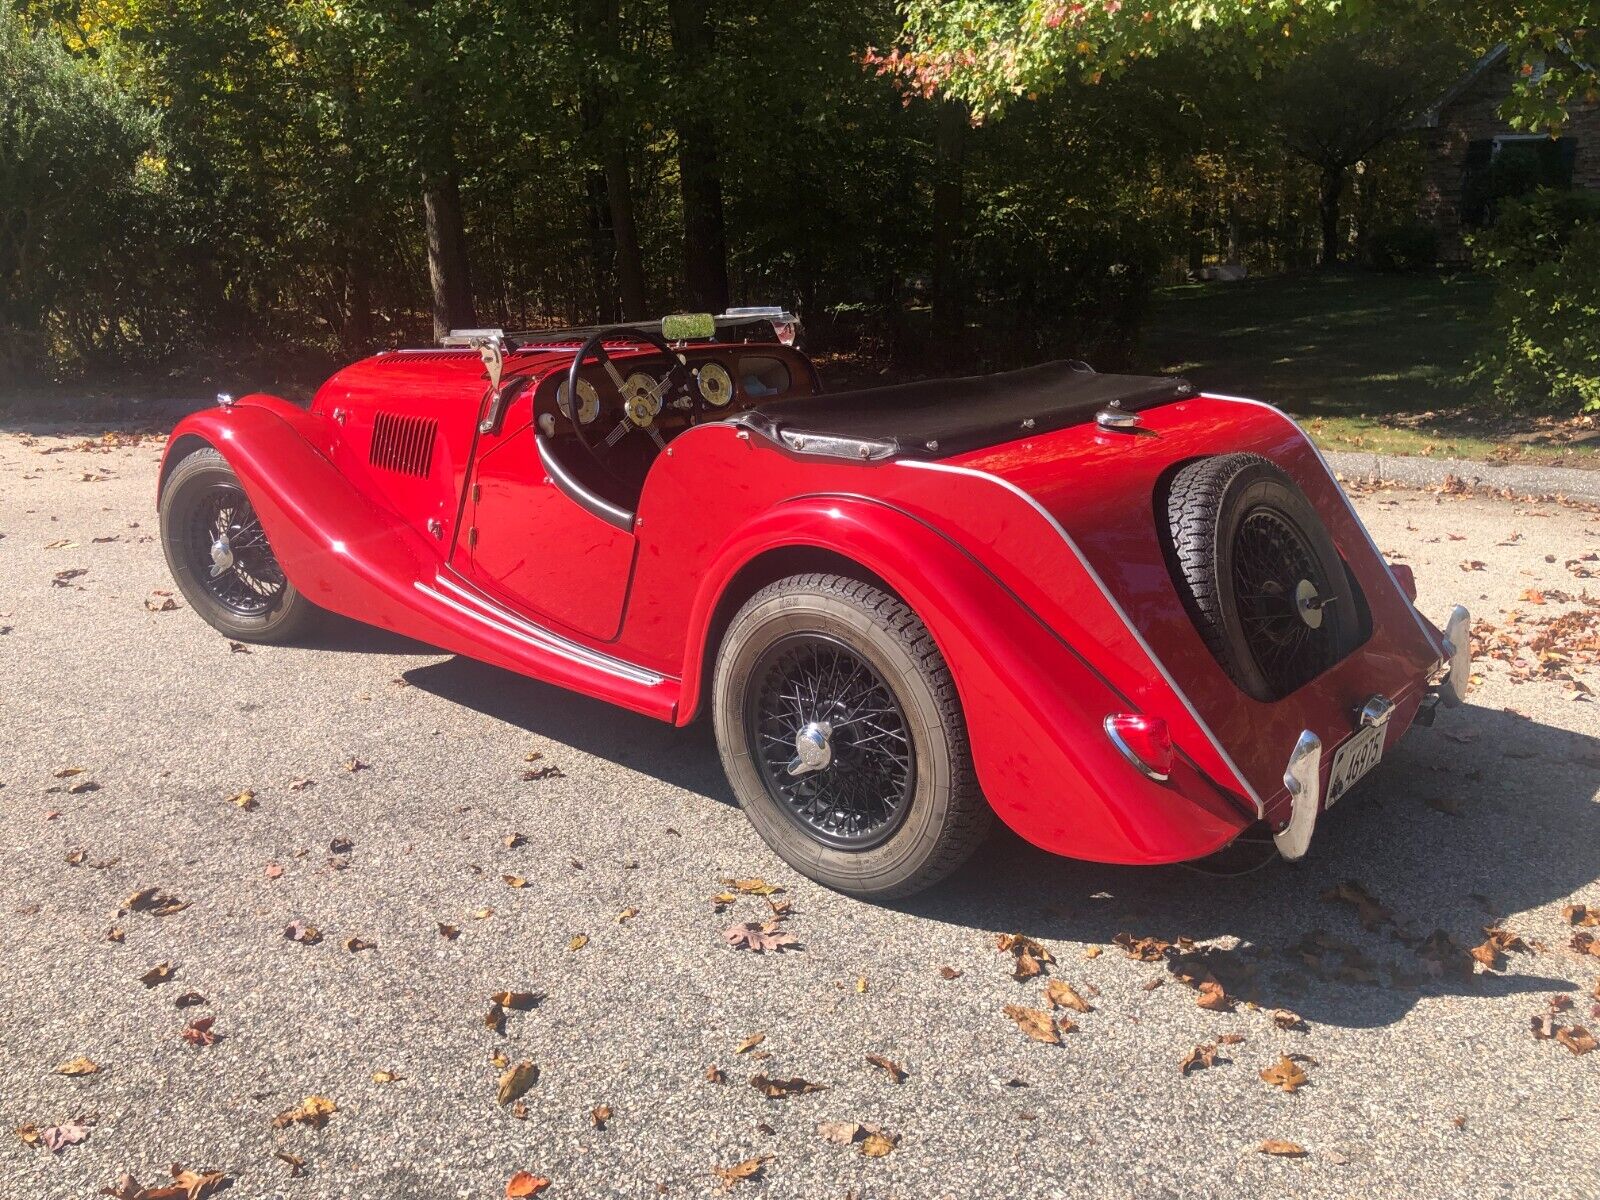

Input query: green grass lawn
[1142,272,1599,468]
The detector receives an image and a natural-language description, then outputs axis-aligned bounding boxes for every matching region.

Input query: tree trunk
[605,148,647,320]
[576,0,646,321]
[423,167,476,340]
[668,0,729,313]
[1318,164,1346,268]
[930,99,966,355]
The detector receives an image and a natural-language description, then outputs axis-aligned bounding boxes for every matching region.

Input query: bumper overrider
[1272,605,1472,860]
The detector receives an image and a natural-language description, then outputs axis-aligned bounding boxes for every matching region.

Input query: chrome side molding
[1273,730,1323,861]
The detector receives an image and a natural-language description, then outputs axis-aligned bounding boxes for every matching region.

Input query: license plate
[1326,724,1386,808]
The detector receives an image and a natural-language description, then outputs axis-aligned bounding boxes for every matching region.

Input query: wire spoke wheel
[184,482,287,617]
[744,633,915,851]
[1230,506,1336,697]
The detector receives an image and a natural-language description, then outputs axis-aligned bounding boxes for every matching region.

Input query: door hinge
[468,526,478,548]
[472,483,481,502]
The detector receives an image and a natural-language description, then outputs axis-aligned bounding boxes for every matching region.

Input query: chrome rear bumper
[1273,604,1470,861]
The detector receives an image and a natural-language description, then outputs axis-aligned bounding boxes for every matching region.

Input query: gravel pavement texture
[1,430,1597,1200]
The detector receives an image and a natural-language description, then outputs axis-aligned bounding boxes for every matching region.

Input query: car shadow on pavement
[395,656,1599,1031]
[400,655,736,804]
[907,702,1600,1029]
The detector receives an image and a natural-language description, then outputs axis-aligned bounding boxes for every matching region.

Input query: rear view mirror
[661,312,715,342]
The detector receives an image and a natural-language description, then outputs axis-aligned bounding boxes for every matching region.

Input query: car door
[459,391,636,643]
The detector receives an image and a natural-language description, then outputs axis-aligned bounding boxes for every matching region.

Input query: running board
[412,570,678,721]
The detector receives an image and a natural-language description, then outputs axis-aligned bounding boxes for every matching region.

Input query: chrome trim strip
[1274,730,1323,860]
[1200,392,1445,655]
[417,575,665,687]
[1103,715,1170,783]
[535,434,635,532]
[899,458,1265,817]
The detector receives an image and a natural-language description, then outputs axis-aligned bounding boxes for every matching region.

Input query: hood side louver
[370,411,439,478]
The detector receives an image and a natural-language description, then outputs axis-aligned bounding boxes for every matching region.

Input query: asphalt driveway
[1,429,1597,1199]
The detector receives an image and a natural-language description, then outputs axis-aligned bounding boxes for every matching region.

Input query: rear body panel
[162,353,1448,867]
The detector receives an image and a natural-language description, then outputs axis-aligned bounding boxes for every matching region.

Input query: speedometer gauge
[557,378,600,425]
[697,362,735,408]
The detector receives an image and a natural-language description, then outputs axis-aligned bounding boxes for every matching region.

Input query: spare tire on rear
[1163,453,1360,702]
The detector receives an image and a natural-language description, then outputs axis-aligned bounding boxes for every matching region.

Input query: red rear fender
[682,497,1251,864]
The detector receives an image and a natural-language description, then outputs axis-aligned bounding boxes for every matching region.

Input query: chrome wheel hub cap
[208,533,235,579]
[786,720,834,777]
[1295,578,1325,629]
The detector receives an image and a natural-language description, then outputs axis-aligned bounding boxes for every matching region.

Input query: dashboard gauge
[696,362,735,408]
[556,378,600,425]
[624,372,665,415]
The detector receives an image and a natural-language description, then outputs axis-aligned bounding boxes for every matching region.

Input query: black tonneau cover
[739,360,1195,460]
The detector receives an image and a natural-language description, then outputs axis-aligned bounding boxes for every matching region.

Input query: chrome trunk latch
[1358,695,1395,728]
[1096,402,1140,431]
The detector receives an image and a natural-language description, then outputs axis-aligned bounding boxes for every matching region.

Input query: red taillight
[1104,713,1173,782]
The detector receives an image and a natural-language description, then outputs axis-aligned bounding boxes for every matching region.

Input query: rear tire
[712,574,990,900]
[159,447,318,644]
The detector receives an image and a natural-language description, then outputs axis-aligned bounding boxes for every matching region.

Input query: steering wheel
[566,327,705,480]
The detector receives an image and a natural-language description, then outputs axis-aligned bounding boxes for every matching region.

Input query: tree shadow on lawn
[400,652,1599,1031]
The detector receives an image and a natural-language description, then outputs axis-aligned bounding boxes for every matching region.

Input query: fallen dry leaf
[100,1164,232,1199]
[1271,1009,1307,1032]
[1258,1140,1308,1157]
[438,923,460,939]
[590,1104,612,1128]
[817,1120,861,1145]
[722,877,785,896]
[1572,931,1600,958]
[503,875,528,889]
[996,932,1055,980]
[1321,880,1393,931]
[724,920,799,953]
[503,833,528,849]
[736,1033,766,1054]
[55,1056,101,1076]
[283,920,322,945]
[865,1053,905,1082]
[1113,932,1171,961]
[181,1017,219,1047]
[617,907,639,923]
[859,1129,898,1157]
[372,1069,402,1083]
[274,1151,306,1177]
[106,928,125,943]
[710,1156,769,1189]
[1083,945,1103,959]
[1196,980,1233,1012]
[38,1118,92,1153]
[1555,1026,1597,1056]
[1259,1055,1309,1093]
[343,936,375,953]
[939,966,961,979]
[1564,904,1600,928]
[705,1064,726,1084]
[498,1061,538,1106]
[749,1074,824,1098]
[1180,1044,1218,1076]
[264,863,284,880]
[139,963,176,988]
[1045,979,1092,1013]
[226,789,257,811]
[505,1173,551,1198]
[567,934,588,951]
[121,887,188,917]
[492,991,541,1012]
[1003,1004,1065,1045]
[272,1096,337,1129]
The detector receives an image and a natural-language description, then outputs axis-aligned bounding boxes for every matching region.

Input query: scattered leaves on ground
[283,920,322,945]
[938,965,962,979]
[139,963,175,988]
[121,887,188,917]
[567,934,588,951]
[996,932,1055,979]
[1271,1009,1308,1032]
[344,936,375,952]
[735,1033,765,1054]
[55,1056,101,1076]
[710,1156,769,1190]
[371,1069,402,1083]
[1180,1044,1219,1075]
[35,1118,91,1153]
[1113,932,1172,961]
[865,1054,905,1082]
[505,1173,551,1198]
[100,1164,232,1199]
[705,1064,726,1084]
[1045,979,1092,1013]
[181,1017,219,1047]
[226,789,257,811]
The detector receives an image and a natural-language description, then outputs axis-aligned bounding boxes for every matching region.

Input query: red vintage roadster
[158,310,1471,897]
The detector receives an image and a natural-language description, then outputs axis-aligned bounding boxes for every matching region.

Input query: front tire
[159,447,318,643]
[712,574,990,899]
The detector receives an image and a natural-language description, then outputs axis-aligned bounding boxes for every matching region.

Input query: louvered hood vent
[369,411,439,478]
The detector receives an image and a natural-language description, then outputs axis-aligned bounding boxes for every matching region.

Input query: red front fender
[680,497,1251,864]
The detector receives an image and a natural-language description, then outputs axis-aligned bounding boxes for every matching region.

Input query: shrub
[1469,189,1600,411]
[1366,221,1439,273]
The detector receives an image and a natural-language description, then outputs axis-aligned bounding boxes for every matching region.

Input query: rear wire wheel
[160,447,318,643]
[713,574,991,899]
[1165,453,1360,701]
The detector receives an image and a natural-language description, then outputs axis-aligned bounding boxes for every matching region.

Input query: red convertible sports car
[158,309,1472,897]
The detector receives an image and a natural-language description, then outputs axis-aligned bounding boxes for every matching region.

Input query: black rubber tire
[159,447,319,644]
[712,574,991,899]
[1165,453,1358,701]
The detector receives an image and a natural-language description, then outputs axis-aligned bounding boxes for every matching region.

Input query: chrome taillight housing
[1104,713,1173,782]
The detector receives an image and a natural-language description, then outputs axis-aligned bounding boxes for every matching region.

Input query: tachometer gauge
[557,378,600,425]
[697,362,735,408]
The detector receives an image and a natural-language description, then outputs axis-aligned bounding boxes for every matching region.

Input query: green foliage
[1365,221,1439,274]
[0,2,166,377]
[1470,189,1600,410]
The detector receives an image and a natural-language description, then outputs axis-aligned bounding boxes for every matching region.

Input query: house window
[1461,134,1579,226]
